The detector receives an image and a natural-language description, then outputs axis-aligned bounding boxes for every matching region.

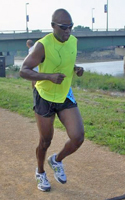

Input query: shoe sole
[37,185,51,192]
[35,175,51,192]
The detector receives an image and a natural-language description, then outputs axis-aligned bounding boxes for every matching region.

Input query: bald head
[52,9,73,24]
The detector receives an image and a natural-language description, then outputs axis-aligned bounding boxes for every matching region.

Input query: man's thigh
[35,113,55,140]
[57,107,84,140]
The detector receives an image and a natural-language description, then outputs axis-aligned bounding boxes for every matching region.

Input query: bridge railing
[0,29,52,34]
[0,28,125,34]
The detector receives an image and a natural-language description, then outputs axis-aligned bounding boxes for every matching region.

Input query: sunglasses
[52,22,73,30]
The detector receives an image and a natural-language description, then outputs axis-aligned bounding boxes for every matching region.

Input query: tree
[73,25,92,32]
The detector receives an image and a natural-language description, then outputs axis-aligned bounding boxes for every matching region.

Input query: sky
[0,0,125,32]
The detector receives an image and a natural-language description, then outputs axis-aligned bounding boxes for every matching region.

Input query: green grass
[74,89,125,154]
[0,77,34,118]
[0,70,125,155]
[72,71,125,92]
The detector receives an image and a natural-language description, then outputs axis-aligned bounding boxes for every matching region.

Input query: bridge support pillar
[115,47,125,76]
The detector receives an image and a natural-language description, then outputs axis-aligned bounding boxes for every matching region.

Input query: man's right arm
[20,42,66,84]
[20,42,45,81]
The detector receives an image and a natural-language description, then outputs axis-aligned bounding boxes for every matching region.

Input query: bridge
[0,30,125,52]
[0,30,125,75]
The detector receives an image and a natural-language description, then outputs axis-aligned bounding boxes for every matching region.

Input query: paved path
[0,108,125,200]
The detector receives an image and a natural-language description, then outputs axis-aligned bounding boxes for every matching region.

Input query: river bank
[15,49,123,64]
[14,49,124,77]
[76,49,123,63]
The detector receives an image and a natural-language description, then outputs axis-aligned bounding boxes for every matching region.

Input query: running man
[20,8,84,192]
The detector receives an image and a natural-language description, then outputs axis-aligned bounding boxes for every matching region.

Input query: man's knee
[39,139,51,151]
[73,132,84,148]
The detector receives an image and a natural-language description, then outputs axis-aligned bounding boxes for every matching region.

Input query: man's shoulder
[38,33,53,44]
[70,34,77,40]
[67,35,77,44]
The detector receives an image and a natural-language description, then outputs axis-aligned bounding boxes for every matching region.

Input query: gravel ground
[0,108,125,200]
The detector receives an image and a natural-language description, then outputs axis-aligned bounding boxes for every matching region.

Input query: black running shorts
[33,88,77,117]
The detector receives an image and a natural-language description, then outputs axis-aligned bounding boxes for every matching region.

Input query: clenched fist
[74,66,84,77]
[49,73,66,84]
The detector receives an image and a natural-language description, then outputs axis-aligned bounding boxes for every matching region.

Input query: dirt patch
[0,108,125,200]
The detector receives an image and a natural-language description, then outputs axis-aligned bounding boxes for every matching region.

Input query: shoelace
[55,163,64,175]
[39,174,49,185]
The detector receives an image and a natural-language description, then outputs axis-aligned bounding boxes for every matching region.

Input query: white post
[124,56,125,75]
[107,0,108,31]
[92,8,95,31]
[26,3,29,32]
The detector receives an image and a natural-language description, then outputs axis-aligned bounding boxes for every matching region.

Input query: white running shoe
[35,168,51,192]
[48,154,67,184]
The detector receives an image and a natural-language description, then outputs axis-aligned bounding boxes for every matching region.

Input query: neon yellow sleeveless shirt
[35,33,77,103]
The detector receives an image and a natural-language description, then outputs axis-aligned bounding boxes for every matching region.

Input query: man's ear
[51,22,55,28]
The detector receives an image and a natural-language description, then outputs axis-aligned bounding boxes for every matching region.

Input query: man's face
[52,14,73,42]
